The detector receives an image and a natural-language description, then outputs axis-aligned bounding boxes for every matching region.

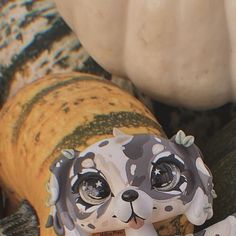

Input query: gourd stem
[0,200,39,236]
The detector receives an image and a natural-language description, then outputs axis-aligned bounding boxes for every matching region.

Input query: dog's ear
[113,128,132,144]
[185,158,214,225]
[185,187,212,225]
[171,130,215,226]
[46,150,88,235]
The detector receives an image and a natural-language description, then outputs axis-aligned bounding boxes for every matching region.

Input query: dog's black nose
[122,190,139,202]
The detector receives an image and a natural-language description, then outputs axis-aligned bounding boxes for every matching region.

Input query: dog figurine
[46,129,236,236]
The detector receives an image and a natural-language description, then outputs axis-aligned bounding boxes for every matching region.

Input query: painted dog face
[46,129,216,235]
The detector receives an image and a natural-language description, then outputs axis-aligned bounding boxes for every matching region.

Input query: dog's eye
[151,163,180,191]
[78,175,111,205]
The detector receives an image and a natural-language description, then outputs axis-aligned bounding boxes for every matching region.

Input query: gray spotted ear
[113,128,132,144]
[175,130,195,147]
[46,152,87,235]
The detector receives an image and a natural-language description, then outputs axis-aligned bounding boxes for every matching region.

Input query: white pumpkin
[54,0,236,109]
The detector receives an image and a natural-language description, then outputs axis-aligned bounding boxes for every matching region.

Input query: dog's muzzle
[113,188,154,229]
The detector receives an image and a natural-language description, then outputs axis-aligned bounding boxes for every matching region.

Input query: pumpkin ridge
[11,76,121,144]
[0,17,72,108]
[37,111,162,177]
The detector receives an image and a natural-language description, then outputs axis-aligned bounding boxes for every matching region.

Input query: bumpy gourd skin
[0,73,158,234]
[54,0,236,109]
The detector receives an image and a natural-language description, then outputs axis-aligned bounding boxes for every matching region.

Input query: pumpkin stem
[0,200,39,236]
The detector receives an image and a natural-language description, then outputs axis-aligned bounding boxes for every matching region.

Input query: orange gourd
[0,73,192,235]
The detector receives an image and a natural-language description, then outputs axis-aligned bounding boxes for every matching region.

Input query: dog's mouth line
[113,202,147,229]
[124,202,146,229]
[125,213,145,224]
[125,202,145,223]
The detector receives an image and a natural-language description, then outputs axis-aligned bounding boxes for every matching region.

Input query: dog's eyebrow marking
[173,154,184,165]
[164,205,173,212]
[81,159,95,168]
[98,140,109,147]
[81,152,95,159]
[153,153,185,171]
[87,224,96,229]
[152,144,164,155]
[153,151,171,163]
[179,182,187,192]
[80,168,98,175]
[155,137,161,142]
[130,164,136,175]
[71,175,78,187]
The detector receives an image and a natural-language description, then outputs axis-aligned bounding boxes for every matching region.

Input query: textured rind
[0,0,110,107]
[0,72,166,236]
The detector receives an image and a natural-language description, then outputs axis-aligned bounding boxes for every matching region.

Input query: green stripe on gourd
[12,76,109,143]
[53,111,162,153]
[37,111,162,176]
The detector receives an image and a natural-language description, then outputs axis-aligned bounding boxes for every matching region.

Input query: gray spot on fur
[165,205,173,212]
[45,215,53,228]
[81,152,95,159]
[87,223,96,229]
[123,135,150,160]
[124,134,213,207]
[99,140,109,147]
[73,151,96,175]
